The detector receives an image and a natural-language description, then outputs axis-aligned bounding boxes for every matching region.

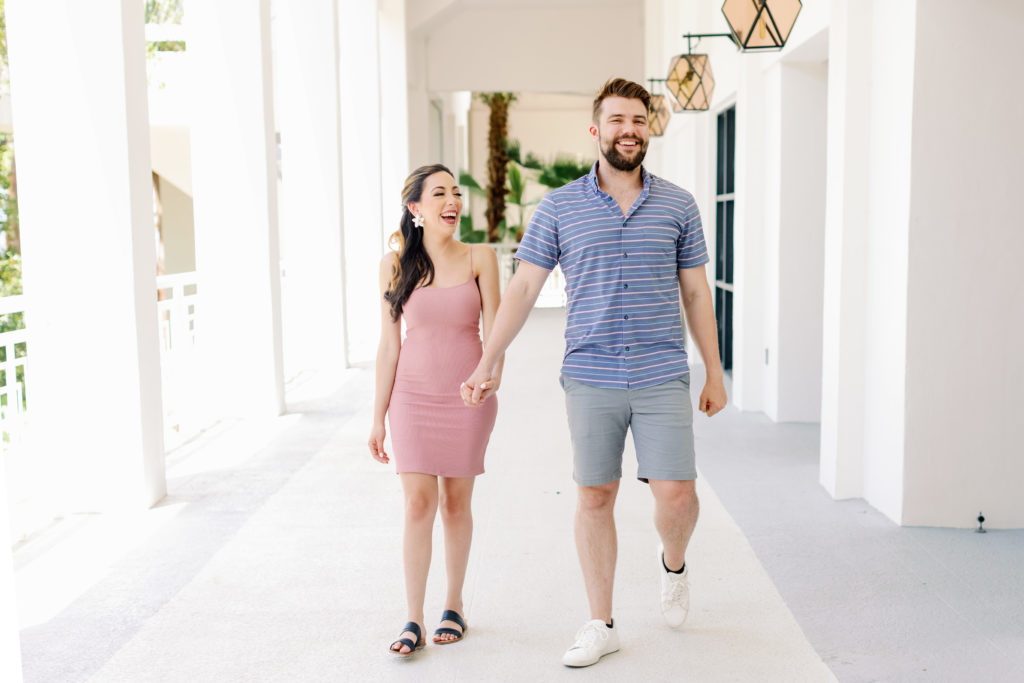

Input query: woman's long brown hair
[383,163,455,321]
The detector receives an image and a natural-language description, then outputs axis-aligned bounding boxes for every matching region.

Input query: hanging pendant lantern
[721,0,802,50]
[665,53,714,112]
[649,93,672,136]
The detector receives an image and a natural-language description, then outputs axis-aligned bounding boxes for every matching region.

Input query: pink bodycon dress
[387,269,497,478]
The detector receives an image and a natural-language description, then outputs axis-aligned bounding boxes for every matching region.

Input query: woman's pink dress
[388,277,497,477]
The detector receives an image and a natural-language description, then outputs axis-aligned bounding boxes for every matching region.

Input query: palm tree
[477,93,516,242]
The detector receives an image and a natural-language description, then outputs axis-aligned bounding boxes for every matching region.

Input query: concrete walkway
[16,309,834,682]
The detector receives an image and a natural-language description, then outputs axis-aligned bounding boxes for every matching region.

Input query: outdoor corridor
[12,309,1023,682]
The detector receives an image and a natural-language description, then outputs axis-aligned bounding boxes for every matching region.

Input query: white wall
[769,58,827,423]
[901,0,1024,527]
[149,126,191,194]
[158,175,195,274]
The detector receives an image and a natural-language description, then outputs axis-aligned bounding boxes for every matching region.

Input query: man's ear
[588,124,599,141]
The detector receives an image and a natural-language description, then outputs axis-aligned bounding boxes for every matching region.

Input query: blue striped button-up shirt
[516,163,708,389]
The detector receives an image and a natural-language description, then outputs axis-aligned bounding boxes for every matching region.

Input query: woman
[368,163,502,656]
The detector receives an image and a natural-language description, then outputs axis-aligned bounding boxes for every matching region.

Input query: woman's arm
[474,244,503,401]
[369,254,402,463]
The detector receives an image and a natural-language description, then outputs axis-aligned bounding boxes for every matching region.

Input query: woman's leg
[435,476,476,641]
[393,472,439,653]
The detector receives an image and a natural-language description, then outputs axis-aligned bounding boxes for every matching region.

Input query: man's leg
[630,376,698,628]
[649,479,699,571]
[575,479,620,623]
[560,375,627,666]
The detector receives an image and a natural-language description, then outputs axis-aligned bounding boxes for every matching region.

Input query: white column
[339,0,385,364]
[378,0,410,251]
[1,458,23,682]
[6,0,166,510]
[274,0,348,376]
[731,53,770,412]
[189,0,284,415]
[819,0,872,500]
[859,0,916,522]
[901,0,1024,527]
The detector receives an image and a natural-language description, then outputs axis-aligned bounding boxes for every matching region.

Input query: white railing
[156,271,201,448]
[0,294,27,445]
[156,272,198,353]
[488,243,566,308]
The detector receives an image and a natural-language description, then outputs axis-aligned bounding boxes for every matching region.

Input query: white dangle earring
[412,214,425,228]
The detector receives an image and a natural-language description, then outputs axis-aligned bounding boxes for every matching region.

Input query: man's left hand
[698,376,727,417]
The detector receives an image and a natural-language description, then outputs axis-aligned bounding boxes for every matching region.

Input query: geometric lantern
[648,93,672,137]
[665,53,714,112]
[721,0,802,50]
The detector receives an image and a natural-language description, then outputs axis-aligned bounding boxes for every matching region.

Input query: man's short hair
[592,78,652,122]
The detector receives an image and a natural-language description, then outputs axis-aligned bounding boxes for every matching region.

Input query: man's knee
[653,480,698,516]
[578,481,618,513]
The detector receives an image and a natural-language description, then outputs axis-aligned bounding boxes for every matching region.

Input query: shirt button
[624,315,629,320]
[625,346,630,352]
[623,283,629,289]
[623,252,628,258]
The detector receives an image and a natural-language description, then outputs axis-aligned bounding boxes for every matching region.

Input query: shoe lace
[663,574,690,604]
[572,622,608,650]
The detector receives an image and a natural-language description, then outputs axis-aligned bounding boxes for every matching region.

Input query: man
[461,78,727,668]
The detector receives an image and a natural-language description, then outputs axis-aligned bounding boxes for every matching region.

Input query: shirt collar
[586,161,653,196]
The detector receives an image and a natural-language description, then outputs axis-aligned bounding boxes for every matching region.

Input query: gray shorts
[560,374,697,486]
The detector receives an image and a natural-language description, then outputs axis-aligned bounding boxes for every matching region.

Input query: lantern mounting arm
[682,32,740,53]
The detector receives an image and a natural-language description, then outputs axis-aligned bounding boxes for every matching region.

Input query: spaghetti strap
[468,244,474,279]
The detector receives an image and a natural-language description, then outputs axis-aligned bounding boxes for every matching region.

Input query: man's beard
[600,134,648,172]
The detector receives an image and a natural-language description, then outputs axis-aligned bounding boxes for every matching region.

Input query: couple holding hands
[368,78,727,669]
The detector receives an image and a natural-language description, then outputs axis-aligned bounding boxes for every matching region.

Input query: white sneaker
[659,544,690,628]
[561,619,620,667]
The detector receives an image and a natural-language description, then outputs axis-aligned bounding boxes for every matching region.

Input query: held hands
[368,423,389,463]
[698,375,728,417]
[460,362,500,407]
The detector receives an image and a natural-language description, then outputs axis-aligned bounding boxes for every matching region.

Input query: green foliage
[460,148,594,243]
[145,0,186,57]
[538,156,593,189]
[459,214,485,243]
[0,133,20,331]
[145,0,184,24]
[458,172,486,198]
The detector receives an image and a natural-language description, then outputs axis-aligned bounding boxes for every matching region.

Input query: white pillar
[6,0,166,510]
[189,0,284,415]
[731,53,770,412]
[378,0,410,252]
[901,0,1024,527]
[274,0,348,376]
[0,458,23,682]
[819,0,872,500]
[339,0,385,364]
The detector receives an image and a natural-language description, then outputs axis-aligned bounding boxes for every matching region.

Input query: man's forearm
[478,267,546,371]
[682,291,723,379]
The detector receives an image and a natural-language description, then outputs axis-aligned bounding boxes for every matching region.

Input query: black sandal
[389,622,425,656]
[433,610,467,644]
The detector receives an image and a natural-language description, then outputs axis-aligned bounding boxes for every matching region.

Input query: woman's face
[409,171,462,236]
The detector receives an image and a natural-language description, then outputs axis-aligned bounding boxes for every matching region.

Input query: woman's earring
[412,214,425,228]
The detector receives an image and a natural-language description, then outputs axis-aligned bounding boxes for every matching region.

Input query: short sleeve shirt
[515,163,708,389]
